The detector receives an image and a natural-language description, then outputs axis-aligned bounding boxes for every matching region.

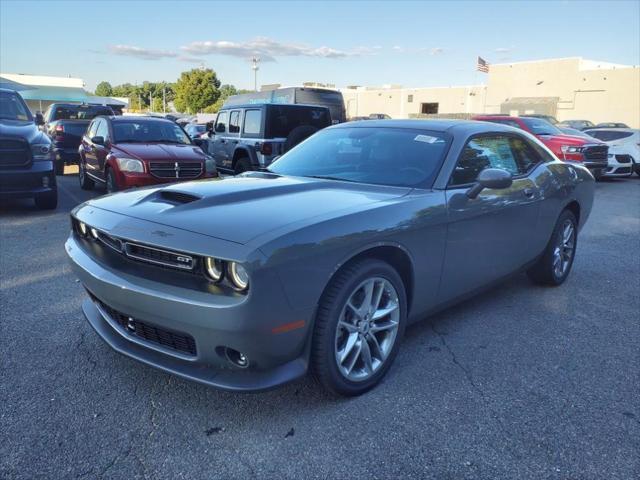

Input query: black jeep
[0,88,57,209]
[204,103,331,174]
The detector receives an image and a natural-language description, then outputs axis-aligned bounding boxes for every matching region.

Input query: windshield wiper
[305,175,354,183]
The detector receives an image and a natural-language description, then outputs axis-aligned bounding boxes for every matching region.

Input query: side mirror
[205,121,214,132]
[466,168,513,199]
[91,136,105,146]
[34,113,44,126]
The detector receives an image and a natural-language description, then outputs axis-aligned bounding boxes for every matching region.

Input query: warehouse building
[341,57,640,127]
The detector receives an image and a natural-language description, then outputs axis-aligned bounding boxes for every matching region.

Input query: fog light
[225,348,249,368]
[90,228,99,239]
[42,177,49,187]
[78,222,88,236]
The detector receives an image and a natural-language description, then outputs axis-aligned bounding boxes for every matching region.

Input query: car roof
[331,118,518,134]
[219,103,330,110]
[585,127,638,133]
[108,115,176,123]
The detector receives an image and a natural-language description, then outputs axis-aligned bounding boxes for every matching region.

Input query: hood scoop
[157,190,202,205]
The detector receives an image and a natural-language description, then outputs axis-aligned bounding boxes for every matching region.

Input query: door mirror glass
[91,136,105,145]
[466,168,513,199]
[34,112,44,125]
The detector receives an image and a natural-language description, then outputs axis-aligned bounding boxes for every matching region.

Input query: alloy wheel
[334,277,400,382]
[553,219,575,278]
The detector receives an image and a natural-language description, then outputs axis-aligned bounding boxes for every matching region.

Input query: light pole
[251,57,260,92]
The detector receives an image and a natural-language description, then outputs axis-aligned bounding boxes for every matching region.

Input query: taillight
[55,124,64,133]
[260,142,273,155]
[54,124,64,140]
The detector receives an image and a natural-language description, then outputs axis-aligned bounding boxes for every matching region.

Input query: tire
[311,258,407,396]
[527,209,578,286]
[106,168,118,193]
[592,169,604,181]
[55,158,65,176]
[79,161,94,190]
[234,156,252,175]
[284,125,319,152]
[34,190,58,210]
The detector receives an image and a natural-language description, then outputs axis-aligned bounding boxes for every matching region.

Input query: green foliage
[173,68,221,114]
[94,81,113,97]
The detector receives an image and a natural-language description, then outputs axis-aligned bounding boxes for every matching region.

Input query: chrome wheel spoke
[372,302,398,321]
[338,320,358,333]
[345,339,362,374]
[338,332,359,364]
[360,338,373,374]
[367,333,385,361]
[370,319,398,333]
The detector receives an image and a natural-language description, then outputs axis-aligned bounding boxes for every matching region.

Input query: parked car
[206,103,332,174]
[584,128,640,177]
[42,103,114,175]
[557,126,595,139]
[184,123,207,140]
[595,122,629,129]
[522,114,558,124]
[369,113,392,120]
[557,119,596,131]
[67,119,594,396]
[0,88,57,209]
[78,115,217,193]
[473,115,608,178]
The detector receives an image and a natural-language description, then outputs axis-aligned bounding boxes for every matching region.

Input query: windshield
[269,127,450,188]
[53,105,113,120]
[0,91,32,121]
[113,120,192,144]
[519,117,563,136]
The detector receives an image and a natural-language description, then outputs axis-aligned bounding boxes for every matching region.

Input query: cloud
[181,37,366,62]
[107,45,178,60]
[177,55,204,63]
[495,46,515,53]
[427,47,444,56]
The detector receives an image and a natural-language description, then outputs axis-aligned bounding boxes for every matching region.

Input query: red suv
[473,115,608,178]
[78,116,217,193]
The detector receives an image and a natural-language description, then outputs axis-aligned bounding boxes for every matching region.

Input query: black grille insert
[583,145,608,162]
[0,137,31,168]
[615,155,632,164]
[149,161,203,179]
[124,242,195,270]
[89,292,197,356]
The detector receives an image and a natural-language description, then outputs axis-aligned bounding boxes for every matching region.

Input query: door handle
[220,139,227,144]
[523,188,535,198]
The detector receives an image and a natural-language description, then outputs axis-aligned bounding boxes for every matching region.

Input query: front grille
[615,155,632,164]
[583,145,608,162]
[89,291,197,356]
[149,161,203,179]
[124,242,196,270]
[0,137,31,168]
[608,166,632,174]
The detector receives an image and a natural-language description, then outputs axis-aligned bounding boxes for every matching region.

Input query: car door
[83,119,100,174]
[225,110,242,170]
[210,111,229,169]
[439,133,543,301]
[93,118,111,180]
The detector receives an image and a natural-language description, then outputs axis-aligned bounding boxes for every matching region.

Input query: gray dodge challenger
[66,120,595,396]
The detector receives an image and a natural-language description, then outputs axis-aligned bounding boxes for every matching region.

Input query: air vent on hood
[158,190,201,204]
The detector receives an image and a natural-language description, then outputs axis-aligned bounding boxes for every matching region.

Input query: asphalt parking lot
[1,171,639,480]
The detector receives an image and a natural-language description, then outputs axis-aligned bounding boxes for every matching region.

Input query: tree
[173,68,221,114]
[95,81,113,97]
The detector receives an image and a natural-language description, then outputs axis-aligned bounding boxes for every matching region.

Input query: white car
[584,128,640,177]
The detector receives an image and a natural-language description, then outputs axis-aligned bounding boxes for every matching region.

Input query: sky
[1,0,639,91]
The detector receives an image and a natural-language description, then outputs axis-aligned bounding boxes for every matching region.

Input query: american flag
[477,56,489,73]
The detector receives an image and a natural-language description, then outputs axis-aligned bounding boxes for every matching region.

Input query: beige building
[341,57,640,128]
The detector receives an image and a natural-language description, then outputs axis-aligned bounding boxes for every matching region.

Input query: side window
[229,110,240,134]
[243,109,262,135]
[87,119,99,139]
[509,137,542,173]
[95,119,109,140]
[215,111,228,133]
[450,135,519,186]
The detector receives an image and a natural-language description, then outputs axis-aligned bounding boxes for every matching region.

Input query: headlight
[78,221,88,236]
[228,262,249,291]
[90,227,99,240]
[205,156,216,174]
[204,257,223,282]
[31,143,52,161]
[561,145,584,154]
[115,157,144,173]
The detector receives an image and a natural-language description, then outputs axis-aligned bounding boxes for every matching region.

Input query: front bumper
[0,161,56,199]
[604,154,634,177]
[65,233,313,392]
[116,170,217,189]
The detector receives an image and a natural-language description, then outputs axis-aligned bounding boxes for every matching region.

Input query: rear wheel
[592,169,604,181]
[78,160,94,190]
[55,158,65,176]
[234,156,252,175]
[34,190,58,210]
[527,210,578,286]
[106,168,118,193]
[312,259,407,396]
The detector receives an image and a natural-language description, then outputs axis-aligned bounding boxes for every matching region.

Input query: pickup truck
[42,103,114,174]
[473,115,609,179]
[0,88,57,209]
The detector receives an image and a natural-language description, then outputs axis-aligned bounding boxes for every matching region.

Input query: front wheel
[34,190,58,210]
[55,158,65,176]
[79,161,94,190]
[234,157,252,175]
[311,259,407,396]
[106,168,118,193]
[527,210,578,286]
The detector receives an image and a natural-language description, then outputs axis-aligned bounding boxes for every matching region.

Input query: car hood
[539,133,603,145]
[85,173,411,244]
[0,119,49,144]
[113,142,206,161]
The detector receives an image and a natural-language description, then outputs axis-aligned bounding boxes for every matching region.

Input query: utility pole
[163,86,166,113]
[149,92,153,113]
[251,57,260,92]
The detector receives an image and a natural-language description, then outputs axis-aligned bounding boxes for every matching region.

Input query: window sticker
[414,134,438,144]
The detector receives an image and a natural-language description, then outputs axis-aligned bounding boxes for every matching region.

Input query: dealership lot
[1,173,639,479]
